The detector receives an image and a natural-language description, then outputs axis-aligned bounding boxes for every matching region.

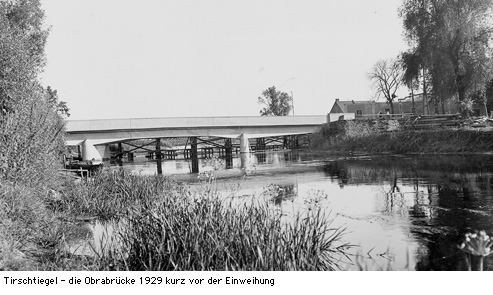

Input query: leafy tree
[257,86,293,116]
[400,51,426,113]
[399,0,493,115]
[0,0,66,187]
[367,58,403,114]
[0,0,48,114]
[46,86,70,117]
[1,1,68,267]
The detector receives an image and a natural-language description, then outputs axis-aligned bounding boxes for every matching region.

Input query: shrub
[343,120,378,139]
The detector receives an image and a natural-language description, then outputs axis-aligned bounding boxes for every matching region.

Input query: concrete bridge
[65,115,330,174]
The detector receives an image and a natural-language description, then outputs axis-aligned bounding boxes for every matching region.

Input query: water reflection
[107,150,303,176]
[322,155,493,270]
[103,152,493,270]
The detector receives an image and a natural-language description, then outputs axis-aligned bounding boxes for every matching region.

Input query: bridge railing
[66,115,328,132]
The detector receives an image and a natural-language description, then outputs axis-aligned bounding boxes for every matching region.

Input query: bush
[343,120,379,139]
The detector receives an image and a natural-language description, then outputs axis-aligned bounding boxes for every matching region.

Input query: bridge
[65,115,330,174]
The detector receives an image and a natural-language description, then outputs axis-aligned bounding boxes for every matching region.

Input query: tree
[367,58,404,114]
[0,1,69,264]
[0,0,48,115]
[400,0,493,115]
[257,86,293,116]
[46,86,70,118]
[401,51,424,113]
[0,0,66,187]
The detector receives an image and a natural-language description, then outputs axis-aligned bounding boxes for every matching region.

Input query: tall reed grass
[0,183,70,270]
[103,195,349,271]
[57,170,350,271]
[58,169,179,220]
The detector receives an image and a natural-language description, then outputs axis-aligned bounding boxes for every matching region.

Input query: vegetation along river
[100,151,493,270]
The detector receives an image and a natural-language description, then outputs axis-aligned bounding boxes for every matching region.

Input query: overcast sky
[40,0,409,120]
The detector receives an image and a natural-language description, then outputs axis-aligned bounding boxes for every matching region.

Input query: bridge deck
[65,115,328,144]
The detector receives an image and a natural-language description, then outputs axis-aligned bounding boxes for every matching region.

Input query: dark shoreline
[309,128,493,155]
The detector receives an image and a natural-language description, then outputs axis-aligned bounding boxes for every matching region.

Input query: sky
[40,0,410,120]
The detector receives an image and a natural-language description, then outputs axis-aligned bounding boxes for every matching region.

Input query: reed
[58,169,175,220]
[52,170,350,270]
[101,195,349,271]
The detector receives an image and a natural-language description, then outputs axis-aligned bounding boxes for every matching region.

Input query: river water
[103,151,493,271]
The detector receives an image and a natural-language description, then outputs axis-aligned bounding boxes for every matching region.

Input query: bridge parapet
[66,115,328,132]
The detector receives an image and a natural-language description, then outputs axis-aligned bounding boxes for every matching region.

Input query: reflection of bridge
[65,115,328,174]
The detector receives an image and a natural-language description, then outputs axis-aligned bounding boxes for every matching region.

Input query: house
[329,95,429,117]
[330,93,491,117]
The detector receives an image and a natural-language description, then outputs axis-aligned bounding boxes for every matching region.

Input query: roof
[330,99,383,113]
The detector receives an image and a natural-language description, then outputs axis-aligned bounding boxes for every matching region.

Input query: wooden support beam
[225,138,233,169]
[117,142,123,166]
[156,138,162,175]
[256,138,266,151]
[196,137,230,148]
[190,137,199,173]
[123,140,157,153]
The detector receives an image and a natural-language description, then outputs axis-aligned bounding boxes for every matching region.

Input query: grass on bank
[310,120,493,154]
[0,182,79,270]
[67,171,349,271]
[2,170,350,270]
[103,194,349,271]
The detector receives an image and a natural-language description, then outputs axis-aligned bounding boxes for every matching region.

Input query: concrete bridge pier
[80,139,103,164]
[190,137,199,173]
[240,134,250,170]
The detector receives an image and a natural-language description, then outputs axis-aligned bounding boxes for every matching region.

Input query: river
[102,151,493,271]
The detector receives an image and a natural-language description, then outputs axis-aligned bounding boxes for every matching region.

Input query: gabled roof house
[330,97,428,116]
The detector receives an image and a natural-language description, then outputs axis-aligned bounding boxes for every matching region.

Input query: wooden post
[225,138,233,169]
[256,138,266,151]
[190,137,199,173]
[117,142,123,166]
[156,138,162,175]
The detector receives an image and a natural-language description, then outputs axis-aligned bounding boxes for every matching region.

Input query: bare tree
[367,58,403,114]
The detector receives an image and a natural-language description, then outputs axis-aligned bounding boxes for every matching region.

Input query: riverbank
[310,122,493,154]
[0,170,349,271]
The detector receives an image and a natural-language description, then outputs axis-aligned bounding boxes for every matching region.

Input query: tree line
[0,0,68,188]
[368,0,493,116]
